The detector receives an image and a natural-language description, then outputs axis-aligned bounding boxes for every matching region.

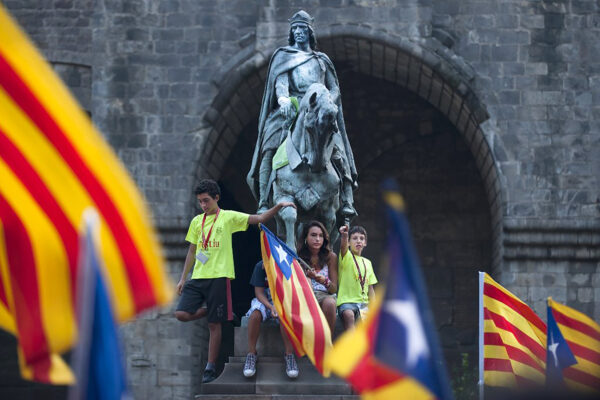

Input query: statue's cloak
[246,46,357,202]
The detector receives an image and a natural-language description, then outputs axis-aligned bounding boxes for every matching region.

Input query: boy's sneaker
[243,353,257,377]
[285,353,298,379]
[202,368,218,383]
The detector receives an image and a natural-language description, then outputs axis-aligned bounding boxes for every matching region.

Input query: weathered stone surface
[3,0,599,398]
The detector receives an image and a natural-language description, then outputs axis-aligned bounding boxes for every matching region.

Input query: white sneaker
[243,353,257,377]
[285,353,298,379]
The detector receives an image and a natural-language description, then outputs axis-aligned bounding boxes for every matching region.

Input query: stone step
[227,356,313,364]
[195,394,360,400]
[201,356,352,396]
[200,317,354,397]
[235,317,346,357]
[197,396,359,400]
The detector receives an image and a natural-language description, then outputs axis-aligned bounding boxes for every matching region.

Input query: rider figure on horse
[247,10,358,218]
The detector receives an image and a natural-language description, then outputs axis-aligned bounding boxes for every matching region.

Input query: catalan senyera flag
[481,272,547,388]
[548,298,600,392]
[259,224,332,376]
[0,6,172,384]
[326,182,454,400]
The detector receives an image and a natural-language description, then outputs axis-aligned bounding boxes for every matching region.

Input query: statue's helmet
[288,10,314,27]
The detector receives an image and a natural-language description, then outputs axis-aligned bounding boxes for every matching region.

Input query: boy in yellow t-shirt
[174,179,294,383]
[337,225,377,330]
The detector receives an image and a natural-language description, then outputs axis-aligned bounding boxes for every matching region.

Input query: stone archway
[195,29,504,371]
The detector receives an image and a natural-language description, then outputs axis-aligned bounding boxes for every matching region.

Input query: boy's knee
[249,310,263,323]
[342,309,354,320]
[208,322,222,332]
[175,311,190,322]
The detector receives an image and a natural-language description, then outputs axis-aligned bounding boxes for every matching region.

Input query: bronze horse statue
[270,83,342,248]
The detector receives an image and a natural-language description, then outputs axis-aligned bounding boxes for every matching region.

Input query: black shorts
[176,278,232,323]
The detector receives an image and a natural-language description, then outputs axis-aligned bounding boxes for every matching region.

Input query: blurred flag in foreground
[546,298,577,386]
[259,224,332,376]
[69,214,130,400]
[326,181,454,399]
[0,5,171,384]
[547,298,600,392]
[480,272,546,389]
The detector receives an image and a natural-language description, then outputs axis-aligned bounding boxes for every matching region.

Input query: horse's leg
[278,199,297,249]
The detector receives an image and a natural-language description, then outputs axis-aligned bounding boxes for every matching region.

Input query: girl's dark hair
[297,220,331,269]
[195,179,220,199]
[288,25,317,50]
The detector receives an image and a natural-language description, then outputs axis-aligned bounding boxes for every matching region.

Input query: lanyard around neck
[201,208,220,250]
[350,252,366,293]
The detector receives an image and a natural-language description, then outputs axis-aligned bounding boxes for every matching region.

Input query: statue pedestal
[198,317,357,399]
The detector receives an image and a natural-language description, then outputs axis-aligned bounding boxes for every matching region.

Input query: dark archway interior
[219,68,492,371]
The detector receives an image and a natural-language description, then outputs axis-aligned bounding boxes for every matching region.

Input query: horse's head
[297,83,338,171]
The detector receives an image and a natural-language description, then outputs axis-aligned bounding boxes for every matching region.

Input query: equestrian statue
[247,10,358,248]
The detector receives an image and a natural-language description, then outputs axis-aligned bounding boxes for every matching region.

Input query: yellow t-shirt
[185,209,249,279]
[336,250,377,306]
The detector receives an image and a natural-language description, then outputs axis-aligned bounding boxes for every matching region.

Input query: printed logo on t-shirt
[204,240,220,248]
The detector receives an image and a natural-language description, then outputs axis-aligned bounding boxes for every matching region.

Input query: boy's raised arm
[338,225,349,257]
[248,201,296,225]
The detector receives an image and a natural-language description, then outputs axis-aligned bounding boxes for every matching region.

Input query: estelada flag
[259,224,332,376]
[0,6,172,384]
[482,272,547,388]
[325,182,454,399]
[548,298,600,392]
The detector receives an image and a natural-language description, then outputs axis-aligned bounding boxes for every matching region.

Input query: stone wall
[3,1,599,399]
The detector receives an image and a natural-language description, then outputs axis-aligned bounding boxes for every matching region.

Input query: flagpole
[478,271,484,400]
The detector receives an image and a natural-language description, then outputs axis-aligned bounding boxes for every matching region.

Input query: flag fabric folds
[546,298,577,385]
[259,224,332,375]
[481,272,547,388]
[0,6,171,384]
[326,183,454,400]
[547,298,600,392]
[69,216,130,400]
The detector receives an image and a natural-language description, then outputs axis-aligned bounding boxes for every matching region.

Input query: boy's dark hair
[195,179,221,199]
[349,225,367,241]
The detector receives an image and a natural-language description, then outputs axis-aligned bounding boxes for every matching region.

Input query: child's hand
[269,305,278,318]
[176,279,185,296]
[339,225,349,236]
[278,201,297,209]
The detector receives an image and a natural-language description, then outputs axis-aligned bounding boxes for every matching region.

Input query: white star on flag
[548,330,560,367]
[274,244,289,267]
[384,298,430,367]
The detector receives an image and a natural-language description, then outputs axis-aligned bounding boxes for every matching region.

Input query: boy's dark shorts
[338,303,361,320]
[176,278,232,323]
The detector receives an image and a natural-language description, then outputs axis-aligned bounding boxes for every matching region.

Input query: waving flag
[480,272,547,388]
[326,181,454,399]
[259,224,332,376]
[547,298,600,392]
[69,215,130,400]
[0,5,171,384]
[546,298,577,385]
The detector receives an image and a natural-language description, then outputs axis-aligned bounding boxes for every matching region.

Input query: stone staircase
[196,318,358,399]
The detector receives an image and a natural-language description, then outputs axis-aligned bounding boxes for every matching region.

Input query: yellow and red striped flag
[548,298,600,392]
[259,224,332,376]
[480,272,547,388]
[0,5,172,384]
